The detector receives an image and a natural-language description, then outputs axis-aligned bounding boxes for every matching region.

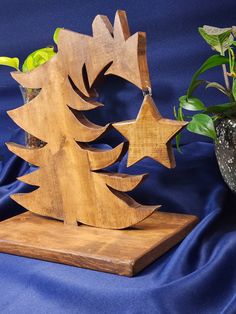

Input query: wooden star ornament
[113,95,187,168]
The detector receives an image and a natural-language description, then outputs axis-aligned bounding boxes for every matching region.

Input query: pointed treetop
[113,10,131,41]
[92,15,113,38]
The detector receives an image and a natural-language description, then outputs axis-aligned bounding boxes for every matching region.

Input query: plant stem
[221,49,231,92]
[222,64,230,91]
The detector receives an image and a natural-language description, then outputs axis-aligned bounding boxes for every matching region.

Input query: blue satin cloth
[0,0,236,313]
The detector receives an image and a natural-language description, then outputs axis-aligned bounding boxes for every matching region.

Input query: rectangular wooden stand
[0,211,198,276]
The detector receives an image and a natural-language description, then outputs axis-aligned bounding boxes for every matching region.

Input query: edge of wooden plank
[0,238,134,276]
[132,214,199,276]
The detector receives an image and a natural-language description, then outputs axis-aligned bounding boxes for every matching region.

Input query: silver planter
[215,117,236,193]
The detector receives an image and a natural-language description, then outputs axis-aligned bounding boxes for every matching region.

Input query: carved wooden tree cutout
[0,10,199,277]
[7,10,186,229]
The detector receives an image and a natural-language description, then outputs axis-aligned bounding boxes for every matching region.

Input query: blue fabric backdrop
[0,0,236,313]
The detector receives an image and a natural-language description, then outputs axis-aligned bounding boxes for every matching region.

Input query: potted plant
[0,28,61,148]
[175,25,236,192]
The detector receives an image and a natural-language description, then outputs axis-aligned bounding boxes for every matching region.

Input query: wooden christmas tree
[6,11,186,229]
[0,11,198,276]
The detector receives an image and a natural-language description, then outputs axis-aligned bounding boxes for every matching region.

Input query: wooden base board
[0,211,198,276]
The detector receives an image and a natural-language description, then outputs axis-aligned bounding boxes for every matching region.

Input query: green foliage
[205,82,228,96]
[187,54,229,97]
[198,25,233,54]
[53,27,62,44]
[22,47,56,72]
[204,102,236,114]
[174,25,236,149]
[0,27,61,72]
[0,56,19,70]
[233,79,236,100]
[179,95,206,111]
[187,113,216,140]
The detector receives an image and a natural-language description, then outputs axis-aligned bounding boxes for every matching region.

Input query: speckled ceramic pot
[215,117,236,193]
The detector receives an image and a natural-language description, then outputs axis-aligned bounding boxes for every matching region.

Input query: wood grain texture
[0,212,198,276]
[113,95,187,168]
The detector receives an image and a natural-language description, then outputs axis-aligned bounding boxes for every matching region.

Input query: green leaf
[53,27,62,44]
[22,47,56,72]
[232,26,236,37]
[198,25,232,53]
[0,56,19,70]
[233,79,236,100]
[187,113,216,140]
[188,79,206,94]
[25,55,34,72]
[202,25,232,36]
[204,102,236,113]
[173,106,185,153]
[179,95,206,111]
[175,133,182,153]
[205,81,228,95]
[173,106,177,119]
[187,54,229,97]
[178,107,184,121]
